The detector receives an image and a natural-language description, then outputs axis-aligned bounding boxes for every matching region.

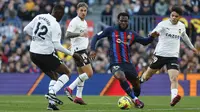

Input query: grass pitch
[0,96,200,112]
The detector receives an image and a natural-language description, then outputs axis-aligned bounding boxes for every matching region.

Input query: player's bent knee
[114,72,126,81]
[170,76,178,83]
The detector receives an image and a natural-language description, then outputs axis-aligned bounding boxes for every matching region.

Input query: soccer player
[140,6,198,107]
[23,4,82,110]
[64,2,93,105]
[90,12,159,108]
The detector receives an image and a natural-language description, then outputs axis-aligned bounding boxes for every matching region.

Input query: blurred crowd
[0,0,200,74]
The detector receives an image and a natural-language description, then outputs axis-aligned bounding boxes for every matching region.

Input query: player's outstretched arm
[53,41,74,56]
[90,27,111,60]
[182,32,199,54]
[132,31,158,46]
[91,27,111,51]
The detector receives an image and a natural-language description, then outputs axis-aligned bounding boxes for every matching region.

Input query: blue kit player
[90,12,159,108]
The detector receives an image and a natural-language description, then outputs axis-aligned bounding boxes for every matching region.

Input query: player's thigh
[149,55,166,70]
[166,57,179,71]
[29,52,52,72]
[74,50,91,68]
[77,64,93,76]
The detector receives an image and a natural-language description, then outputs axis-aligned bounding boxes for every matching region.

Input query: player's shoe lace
[45,93,63,105]
[133,99,144,109]
[170,95,181,107]
[74,97,87,105]
[47,103,59,110]
[64,87,73,101]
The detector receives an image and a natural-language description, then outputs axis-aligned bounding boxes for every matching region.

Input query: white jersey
[67,16,89,52]
[152,19,187,58]
[24,14,61,54]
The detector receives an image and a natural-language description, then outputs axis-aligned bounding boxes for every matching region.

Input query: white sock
[76,81,85,98]
[48,80,56,104]
[69,73,88,90]
[49,80,56,91]
[171,89,178,101]
[133,97,138,102]
[49,99,56,104]
[49,75,69,94]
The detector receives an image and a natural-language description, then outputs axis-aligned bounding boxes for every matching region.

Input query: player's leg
[111,65,144,109]
[140,67,158,83]
[44,53,71,105]
[73,67,87,105]
[30,53,61,109]
[46,71,59,110]
[64,50,93,104]
[66,64,93,105]
[127,76,141,97]
[167,58,181,106]
[115,71,144,108]
[140,55,163,83]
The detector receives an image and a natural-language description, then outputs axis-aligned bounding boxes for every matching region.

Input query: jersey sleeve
[67,19,76,32]
[91,27,112,51]
[181,26,195,49]
[131,31,154,46]
[152,22,163,33]
[52,23,62,42]
[23,16,38,36]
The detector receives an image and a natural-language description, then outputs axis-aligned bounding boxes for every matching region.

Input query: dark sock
[120,80,135,99]
[133,88,141,97]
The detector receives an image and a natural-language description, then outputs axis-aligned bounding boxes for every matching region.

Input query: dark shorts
[110,63,138,79]
[150,55,179,70]
[30,52,62,72]
[74,50,91,67]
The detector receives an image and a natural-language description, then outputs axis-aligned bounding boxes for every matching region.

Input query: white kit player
[64,2,93,105]
[23,5,83,110]
[140,6,198,106]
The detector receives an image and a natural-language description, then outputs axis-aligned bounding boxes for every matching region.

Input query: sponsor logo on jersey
[165,33,180,39]
[116,39,129,45]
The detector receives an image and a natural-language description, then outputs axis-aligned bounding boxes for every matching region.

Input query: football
[117,96,132,110]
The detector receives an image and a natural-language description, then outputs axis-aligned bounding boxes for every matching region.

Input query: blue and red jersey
[91,26,154,65]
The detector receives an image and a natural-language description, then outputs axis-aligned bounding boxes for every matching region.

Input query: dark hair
[52,4,64,12]
[117,12,129,19]
[77,2,88,9]
[171,6,182,16]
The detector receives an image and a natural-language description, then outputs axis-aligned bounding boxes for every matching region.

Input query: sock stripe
[77,86,84,87]
[58,79,64,84]
[78,76,83,82]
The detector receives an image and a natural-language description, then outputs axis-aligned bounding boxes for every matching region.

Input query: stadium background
[0,0,200,96]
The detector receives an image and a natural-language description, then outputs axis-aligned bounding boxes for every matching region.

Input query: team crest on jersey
[127,35,131,39]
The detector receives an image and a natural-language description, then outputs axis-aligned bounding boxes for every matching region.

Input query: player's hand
[89,51,96,60]
[80,31,88,37]
[150,31,159,38]
[72,53,83,62]
[192,48,199,55]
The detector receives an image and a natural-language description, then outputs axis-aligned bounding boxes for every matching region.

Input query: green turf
[0,95,200,112]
